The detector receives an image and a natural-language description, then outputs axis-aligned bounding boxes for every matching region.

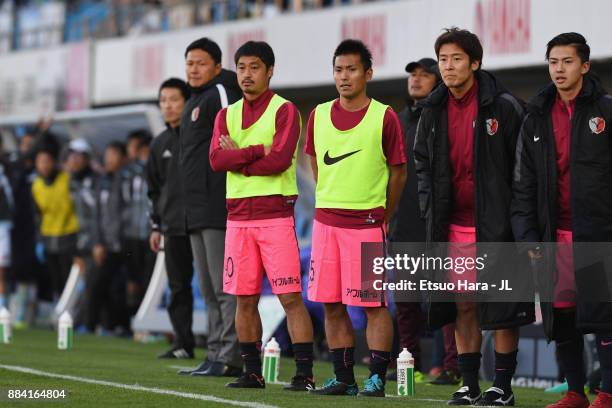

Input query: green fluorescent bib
[314,98,389,209]
[225,94,299,199]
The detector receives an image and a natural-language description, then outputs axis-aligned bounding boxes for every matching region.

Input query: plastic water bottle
[0,307,11,344]
[397,348,415,396]
[58,311,73,350]
[262,337,280,383]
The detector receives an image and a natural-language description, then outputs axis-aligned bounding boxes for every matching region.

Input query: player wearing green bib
[210,41,315,392]
[305,39,407,398]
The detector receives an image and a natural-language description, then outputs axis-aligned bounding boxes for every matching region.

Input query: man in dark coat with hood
[414,28,533,406]
[512,32,612,408]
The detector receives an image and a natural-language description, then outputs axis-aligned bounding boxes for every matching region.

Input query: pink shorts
[554,229,576,308]
[447,224,477,291]
[307,220,386,307]
[223,217,302,296]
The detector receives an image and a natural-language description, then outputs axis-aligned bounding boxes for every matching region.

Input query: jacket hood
[527,73,607,114]
[190,69,241,95]
[419,70,508,109]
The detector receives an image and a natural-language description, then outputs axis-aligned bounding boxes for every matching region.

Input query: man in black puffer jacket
[512,33,612,408]
[414,28,533,406]
[178,37,242,377]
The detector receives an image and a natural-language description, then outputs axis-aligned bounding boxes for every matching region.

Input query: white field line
[167,366,290,385]
[0,364,279,408]
[385,394,446,401]
[168,365,195,370]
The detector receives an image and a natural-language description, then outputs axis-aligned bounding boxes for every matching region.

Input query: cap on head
[405,57,442,81]
[69,138,92,155]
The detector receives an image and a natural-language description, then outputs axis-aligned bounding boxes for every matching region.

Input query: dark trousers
[165,235,195,351]
[45,251,73,300]
[85,251,129,331]
[395,301,424,370]
[442,323,458,371]
[431,324,458,371]
[123,238,156,313]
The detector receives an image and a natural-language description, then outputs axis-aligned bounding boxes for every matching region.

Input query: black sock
[556,336,586,395]
[596,333,612,393]
[330,347,355,384]
[553,308,585,395]
[240,342,262,376]
[292,342,314,378]
[458,352,481,395]
[368,350,391,381]
[492,350,517,394]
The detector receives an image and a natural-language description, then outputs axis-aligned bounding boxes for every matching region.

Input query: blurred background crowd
[0,121,154,337]
[0,0,379,53]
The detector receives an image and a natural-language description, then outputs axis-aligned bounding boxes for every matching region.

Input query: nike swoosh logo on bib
[323,149,361,165]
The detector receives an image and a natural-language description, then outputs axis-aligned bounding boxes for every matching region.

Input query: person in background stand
[389,57,460,386]
[0,136,13,309]
[87,141,131,335]
[31,134,79,301]
[8,130,41,328]
[66,138,100,328]
[147,78,197,359]
[124,129,155,317]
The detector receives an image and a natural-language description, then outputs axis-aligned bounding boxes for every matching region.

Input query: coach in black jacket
[414,29,534,405]
[147,78,196,360]
[178,38,242,376]
[512,33,612,406]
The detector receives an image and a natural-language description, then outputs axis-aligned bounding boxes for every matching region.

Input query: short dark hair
[184,37,222,64]
[159,77,190,101]
[106,140,127,156]
[546,32,590,63]
[333,39,373,71]
[127,129,152,146]
[234,41,275,69]
[140,134,152,147]
[435,27,483,70]
[36,131,61,160]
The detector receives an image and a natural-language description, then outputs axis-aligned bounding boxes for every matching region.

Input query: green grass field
[0,329,558,407]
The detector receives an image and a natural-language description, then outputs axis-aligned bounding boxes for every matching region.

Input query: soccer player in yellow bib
[210,41,315,391]
[305,39,407,397]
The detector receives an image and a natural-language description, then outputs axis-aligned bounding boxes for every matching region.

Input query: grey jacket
[122,160,150,241]
[70,166,99,254]
[96,167,131,253]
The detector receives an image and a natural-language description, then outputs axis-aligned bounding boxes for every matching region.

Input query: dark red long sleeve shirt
[210,89,300,221]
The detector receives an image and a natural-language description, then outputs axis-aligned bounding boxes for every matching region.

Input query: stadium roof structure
[0,104,166,154]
